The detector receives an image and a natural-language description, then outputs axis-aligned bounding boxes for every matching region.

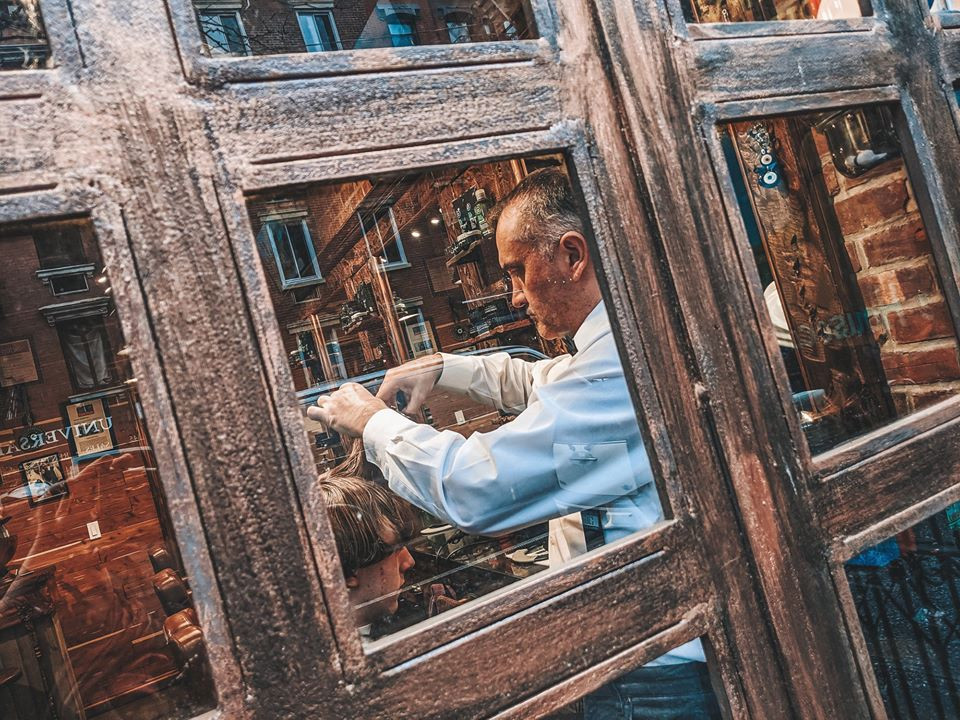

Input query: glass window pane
[683,0,870,22]
[299,11,339,52]
[845,507,960,718]
[191,0,538,57]
[198,11,248,56]
[0,220,216,717]
[247,154,694,648]
[0,0,50,70]
[266,220,321,286]
[34,226,86,269]
[720,104,960,455]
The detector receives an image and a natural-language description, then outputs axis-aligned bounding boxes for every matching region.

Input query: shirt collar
[572,300,609,353]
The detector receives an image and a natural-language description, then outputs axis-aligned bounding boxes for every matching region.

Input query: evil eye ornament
[759,168,781,188]
[754,155,782,189]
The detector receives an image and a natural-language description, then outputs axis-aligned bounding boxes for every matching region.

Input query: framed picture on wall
[19,453,69,506]
[64,398,115,459]
[404,314,439,358]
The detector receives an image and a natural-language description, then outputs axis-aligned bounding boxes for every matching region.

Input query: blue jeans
[583,662,722,720]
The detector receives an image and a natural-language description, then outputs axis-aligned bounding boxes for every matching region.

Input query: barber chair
[152,568,192,615]
[148,546,176,574]
[163,609,205,668]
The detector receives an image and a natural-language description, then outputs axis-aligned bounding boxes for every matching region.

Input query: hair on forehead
[491,167,584,255]
[317,463,420,578]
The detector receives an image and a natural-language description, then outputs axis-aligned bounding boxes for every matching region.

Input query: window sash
[267,220,323,288]
[386,15,417,46]
[199,11,249,55]
[297,11,341,52]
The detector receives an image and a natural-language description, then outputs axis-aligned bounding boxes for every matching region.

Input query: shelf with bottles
[445,230,486,267]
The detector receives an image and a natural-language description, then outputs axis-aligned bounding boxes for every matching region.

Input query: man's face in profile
[496,204,579,340]
[348,536,416,626]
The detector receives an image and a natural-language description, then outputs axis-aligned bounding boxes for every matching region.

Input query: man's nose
[399,547,415,571]
[510,285,527,309]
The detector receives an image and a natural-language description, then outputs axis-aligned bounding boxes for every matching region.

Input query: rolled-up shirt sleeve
[436,352,546,415]
[363,366,655,537]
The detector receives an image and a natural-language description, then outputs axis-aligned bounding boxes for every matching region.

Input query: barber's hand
[307,383,388,438]
[376,353,444,412]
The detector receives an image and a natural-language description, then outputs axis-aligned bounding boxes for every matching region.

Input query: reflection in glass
[247,154,704,664]
[543,639,723,719]
[192,0,537,57]
[0,221,215,718]
[683,0,869,22]
[721,104,960,454]
[0,0,50,70]
[846,507,960,719]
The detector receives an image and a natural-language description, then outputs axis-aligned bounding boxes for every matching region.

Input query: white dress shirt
[364,301,704,664]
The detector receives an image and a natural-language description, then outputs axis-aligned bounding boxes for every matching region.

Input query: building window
[402,310,438,358]
[294,330,325,387]
[359,206,409,270]
[0,0,49,70]
[58,316,114,391]
[198,11,249,56]
[297,11,341,51]
[323,326,347,380]
[265,219,323,288]
[34,227,92,295]
[445,12,473,43]
[385,13,417,46]
[34,226,86,269]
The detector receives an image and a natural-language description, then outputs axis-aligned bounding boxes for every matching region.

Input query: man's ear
[345,574,360,589]
[559,231,590,281]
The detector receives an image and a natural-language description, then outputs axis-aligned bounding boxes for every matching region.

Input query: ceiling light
[411,230,421,238]
[430,217,441,225]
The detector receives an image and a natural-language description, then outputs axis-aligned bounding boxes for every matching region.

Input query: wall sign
[65,398,115,458]
[0,339,39,387]
[18,452,69,506]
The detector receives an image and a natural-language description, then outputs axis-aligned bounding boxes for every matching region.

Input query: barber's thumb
[306,406,324,422]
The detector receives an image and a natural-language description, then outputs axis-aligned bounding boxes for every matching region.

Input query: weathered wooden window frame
[701,88,960,478]
[162,0,559,86]
[221,130,724,683]
[0,187,245,716]
[4,0,960,714]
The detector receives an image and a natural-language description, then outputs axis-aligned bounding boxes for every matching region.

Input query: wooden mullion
[816,411,960,543]
[367,521,684,670]
[586,0,886,716]
[562,0,860,716]
[694,32,898,102]
[333,544,707,719]
[237,127,580,194]
[88,201,248,716]
[813,397,960,475]
[687,16,880,39]
[488,608,712,720]
[206,63,563,168]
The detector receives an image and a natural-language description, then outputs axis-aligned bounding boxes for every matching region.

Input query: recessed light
[430,217,441,225]
[411,230,422,238]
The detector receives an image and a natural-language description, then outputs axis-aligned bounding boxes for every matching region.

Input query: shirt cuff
[437,353,480,392]
[363,408,420,465]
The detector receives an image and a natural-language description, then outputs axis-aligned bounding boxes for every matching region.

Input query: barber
[309,169,719,719]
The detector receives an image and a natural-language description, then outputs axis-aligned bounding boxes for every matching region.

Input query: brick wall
[817,131,960,414]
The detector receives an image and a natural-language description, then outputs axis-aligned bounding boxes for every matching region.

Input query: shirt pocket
[552,440,639,511]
